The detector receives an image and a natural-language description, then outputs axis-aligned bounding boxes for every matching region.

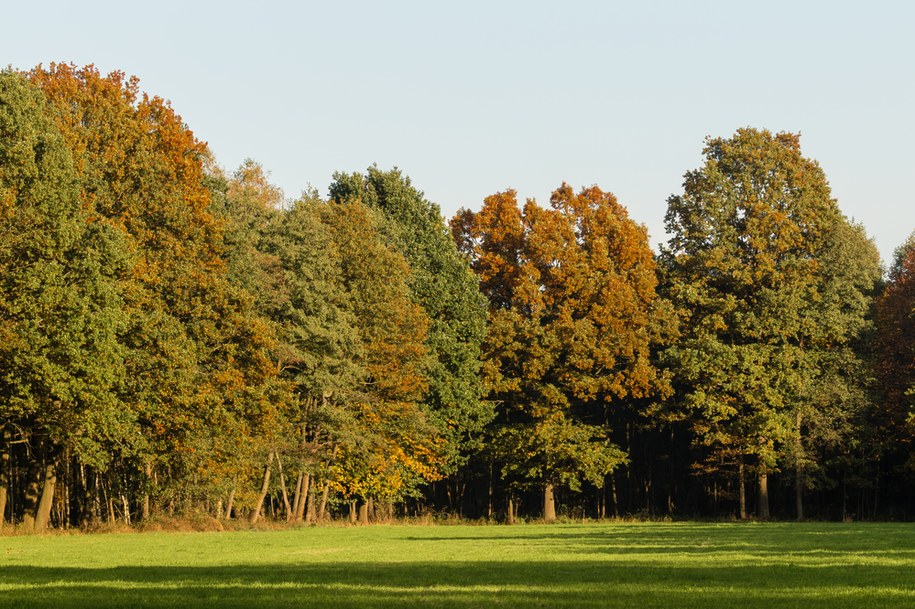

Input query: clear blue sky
[4,0,913,263]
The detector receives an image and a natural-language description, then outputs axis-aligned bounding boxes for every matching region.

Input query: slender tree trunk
[507,495,515,525]
[318,481,330,521]
[21,458,41,529]
[738,461,747,520]
[487,463,493,520]
[316,442,338,523]
[349,501,357,524]
[841,472,848,521]
[295,473,310,523]
[35,459,58,529]
[872,467,880,518]
[543,483,557,522]
[121,494,131,525]
[224,487,236,520]
[305,484,316,524]
[104,477,115,525]
[275,451,291,520]
[611,474,619,518]
[358,501,369,525]
[249,452,274,524]
[795,410,804,521]
[795,466,804,521]
[0,430,9,525]
[290,472,304,523]
[758,473,769,520]
[142,462,152,521]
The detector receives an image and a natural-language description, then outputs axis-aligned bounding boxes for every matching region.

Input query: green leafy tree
[329,167,489,482]
[318,199,443,508]
[30,64,276,521]
[660,128,880,519]
[0,71,128,528]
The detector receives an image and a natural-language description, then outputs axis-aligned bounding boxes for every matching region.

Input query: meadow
[1,522,913,608]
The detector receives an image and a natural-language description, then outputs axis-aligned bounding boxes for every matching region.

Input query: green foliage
[660,128,881,494]
[329,167,490,470]
[0,71,129,467]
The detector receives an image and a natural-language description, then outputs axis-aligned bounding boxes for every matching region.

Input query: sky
[4,0,913,263]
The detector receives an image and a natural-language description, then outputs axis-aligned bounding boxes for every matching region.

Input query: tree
[329,167,489,486]
[0,71,127,528]
[29,63,276,522]
[660,128,880,519]
[873,233,915,477]
[317,198,443,509]
[453,184,666,520]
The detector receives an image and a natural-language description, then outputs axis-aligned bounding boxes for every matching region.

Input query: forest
[1,64,912,530]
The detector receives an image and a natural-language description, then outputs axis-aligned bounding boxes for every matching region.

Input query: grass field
[1,522,913,608]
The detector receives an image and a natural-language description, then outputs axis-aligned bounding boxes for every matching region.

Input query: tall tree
[29,63,276,521]
[873,233,915,476]
[0,71,127,528]
[453,185,666,520]
[660,128,880,519]
[318,199,443,508]
[329,167,489,483]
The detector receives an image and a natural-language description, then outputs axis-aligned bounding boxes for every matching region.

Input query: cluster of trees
[0,65,912,529]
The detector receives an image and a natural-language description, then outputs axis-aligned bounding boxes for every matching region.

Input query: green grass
[1,522,913,608]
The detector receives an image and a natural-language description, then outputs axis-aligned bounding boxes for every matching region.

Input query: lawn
[1,522,913,608]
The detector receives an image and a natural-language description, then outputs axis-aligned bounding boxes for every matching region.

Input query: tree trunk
[21,459,41,529]
[758,473,770,520]
[358,501,369,525]
[142,462,152,521]
[305,484,317,524]
[349,501,357,524]
[275,451,291,520]
[507,496,515,525]
[795,465,804,521]
[543,483,556,522]
[0,430,9,525]
[318,481,330,521]
[249,451,274,524]
[121,494,131,525]
[487,463,493,520]
[295,473,310,523]
[104,478,115,525]
[795,410,804,521]
[611,474,620,518]
[224,487,236,520]
[35,459,58,529]
[290,472,304,523]
[738,461,747,520]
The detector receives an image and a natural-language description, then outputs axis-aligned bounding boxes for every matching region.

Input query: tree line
[0,65,912,529]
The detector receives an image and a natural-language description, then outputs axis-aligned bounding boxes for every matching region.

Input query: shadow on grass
[400,522,915,555]
[2,558,913,609]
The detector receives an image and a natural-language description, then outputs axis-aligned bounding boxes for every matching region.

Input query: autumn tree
[453,184,666,520]
[872,233,915,483]
[28,64,276,522]
[315,198,443,515]
[329,167,489,498]
[0,71,128,528]
[660,128,881,519]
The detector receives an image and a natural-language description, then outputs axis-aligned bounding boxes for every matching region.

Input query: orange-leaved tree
[453,184,669,520]
[28,64,276,522]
